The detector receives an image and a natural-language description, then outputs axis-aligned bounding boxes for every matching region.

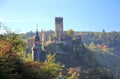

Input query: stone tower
[31,28,41,61]
[55,17,63,40]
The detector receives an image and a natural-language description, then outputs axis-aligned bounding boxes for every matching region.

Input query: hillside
[24,31,120,78]
[41,42,114,79]
[81,31,120,78]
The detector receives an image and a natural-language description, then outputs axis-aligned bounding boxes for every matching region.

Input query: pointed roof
[35,24,40,41]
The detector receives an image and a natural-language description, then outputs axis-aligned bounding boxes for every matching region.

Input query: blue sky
[0,0,120,33]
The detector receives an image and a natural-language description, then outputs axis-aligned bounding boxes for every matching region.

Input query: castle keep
[55,17,63,39]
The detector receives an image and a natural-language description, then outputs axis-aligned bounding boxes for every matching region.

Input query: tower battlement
[55,17,63,33]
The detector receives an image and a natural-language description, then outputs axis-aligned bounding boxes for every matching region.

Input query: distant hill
[82,31,120,53]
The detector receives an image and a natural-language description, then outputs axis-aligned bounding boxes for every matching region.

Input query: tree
[49,34,54,41]
[67,29,74,37]
[0,35,26,79]
[4,33,27,59]
[44,54,61,79]
[67,68,80,79]
[0,34,61,79]
[0,39,11,56]
[89,42,97,51]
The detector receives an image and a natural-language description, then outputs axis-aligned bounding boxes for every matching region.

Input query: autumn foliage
[0,34,62,79]
[0,39,11,56]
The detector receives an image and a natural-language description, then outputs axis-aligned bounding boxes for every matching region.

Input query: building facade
[31,29,41,61]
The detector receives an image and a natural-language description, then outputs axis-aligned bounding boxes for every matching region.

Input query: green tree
[89,42,97,51]
[44,54,61,79]
[67,29,74,37]
[49,34,54,41]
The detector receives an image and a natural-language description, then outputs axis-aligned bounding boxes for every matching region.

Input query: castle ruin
[55,17,63,40]
[27,17,82,55]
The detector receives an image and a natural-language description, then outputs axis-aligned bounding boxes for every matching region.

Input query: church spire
[36,24,38,35]
[35,24,40,41]
[32,25,41,61]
